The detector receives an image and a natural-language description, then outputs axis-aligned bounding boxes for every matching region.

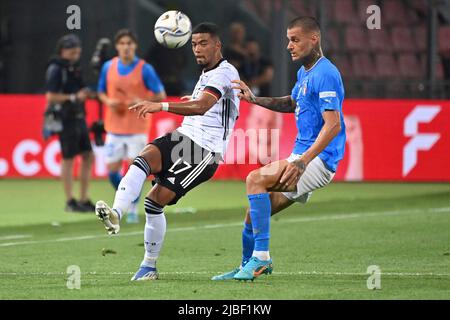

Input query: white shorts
[282,154,335,203]
[104,133,148,164]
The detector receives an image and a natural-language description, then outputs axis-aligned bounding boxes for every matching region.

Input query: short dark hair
[114,29,138,44]
[288,16,321,34]
[192,22,221,39]
[56,34,81,54]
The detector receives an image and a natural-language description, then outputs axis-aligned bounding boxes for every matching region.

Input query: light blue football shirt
[291,57,346,172]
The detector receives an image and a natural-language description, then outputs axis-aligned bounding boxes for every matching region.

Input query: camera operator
[45,34,95,213]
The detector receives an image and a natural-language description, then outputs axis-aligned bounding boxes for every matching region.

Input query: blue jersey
[97,56,164,94]
[291,57,346,172]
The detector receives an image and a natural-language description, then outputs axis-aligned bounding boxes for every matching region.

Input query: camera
[89,38,112,146]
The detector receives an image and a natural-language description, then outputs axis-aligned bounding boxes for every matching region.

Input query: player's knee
[144,197,164,215]
[246,170,263,187]
[139,145,162,173]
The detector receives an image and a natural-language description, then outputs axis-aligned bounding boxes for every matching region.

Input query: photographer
[45,34,95,213]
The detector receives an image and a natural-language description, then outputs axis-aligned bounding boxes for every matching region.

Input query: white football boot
[95,200,120,235]
[131,266,159,281]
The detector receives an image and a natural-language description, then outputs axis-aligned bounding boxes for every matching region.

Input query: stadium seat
[345,26,369,52]
[330,54,354,79]
[406,5,422,25]
[291,0,315,16]
[323,28,341,54]
[414,25,427,52]
[334,0,357,25]
[428,55,445,78]
[410,0,428,17]
[391,27,416,52]
[351,53,376,79]
[436,58,445,81]
[419,55,445,84]
[368,28,393,52]
[438,26,450,55]
[418,54,443,79]
[382,0,408,26]
[419,53,428,75]
[398,53,422,78]
[375,53,399,78]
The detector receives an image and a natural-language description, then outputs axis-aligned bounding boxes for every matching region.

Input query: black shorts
[150,130,220,205]
[58,119,92,159]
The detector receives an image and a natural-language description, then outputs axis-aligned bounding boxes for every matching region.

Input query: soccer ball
[154,10,192,49]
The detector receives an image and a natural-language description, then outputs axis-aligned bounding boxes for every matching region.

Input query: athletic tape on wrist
[161,102,169,111]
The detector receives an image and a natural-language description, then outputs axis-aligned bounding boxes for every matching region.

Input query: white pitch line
[1,271,450,277]
[0,234,31,241]
[0,206,449,248]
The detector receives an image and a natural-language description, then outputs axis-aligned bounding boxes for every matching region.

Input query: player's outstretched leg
[95,155,152,234]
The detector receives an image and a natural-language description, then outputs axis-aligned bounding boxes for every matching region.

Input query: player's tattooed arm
[253,96,296,113]
[231,80,295,113]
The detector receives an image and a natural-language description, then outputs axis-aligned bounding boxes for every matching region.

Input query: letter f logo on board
[403,106,441,176]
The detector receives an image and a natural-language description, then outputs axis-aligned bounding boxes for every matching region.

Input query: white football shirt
[177,59,240,157]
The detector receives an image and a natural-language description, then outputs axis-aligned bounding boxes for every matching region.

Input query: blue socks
[241,222,254,267]
[247,193,271,252]
[108,171,122,190]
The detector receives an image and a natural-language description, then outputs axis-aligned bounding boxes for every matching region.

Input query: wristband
[69,94,77,103]
[161,102,169,111]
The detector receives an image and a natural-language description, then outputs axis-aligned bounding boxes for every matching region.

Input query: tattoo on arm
[294,159,306,171]
[254,96,296,113]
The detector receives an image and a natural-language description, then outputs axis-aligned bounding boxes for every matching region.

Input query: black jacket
[45,56,86,121]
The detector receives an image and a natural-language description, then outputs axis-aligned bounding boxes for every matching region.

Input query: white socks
[111,156,167,269]
[112,157,150,218]
[253,250,271,261]
[141,198,166,268]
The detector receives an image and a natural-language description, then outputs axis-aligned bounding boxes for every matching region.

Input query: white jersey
[177,59,240,157]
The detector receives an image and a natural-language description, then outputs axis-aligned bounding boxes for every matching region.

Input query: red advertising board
[0,95,449,181]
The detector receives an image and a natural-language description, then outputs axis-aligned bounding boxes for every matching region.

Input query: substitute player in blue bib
[214,16,346,281]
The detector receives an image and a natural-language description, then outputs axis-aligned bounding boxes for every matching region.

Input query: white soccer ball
[154,10,192,49]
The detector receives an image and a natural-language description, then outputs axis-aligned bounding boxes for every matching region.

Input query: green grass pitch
[0,179,449,299]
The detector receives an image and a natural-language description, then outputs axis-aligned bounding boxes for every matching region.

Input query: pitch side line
[1,271,450,277]
[0,206,449,248]
[0,234,31,241]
